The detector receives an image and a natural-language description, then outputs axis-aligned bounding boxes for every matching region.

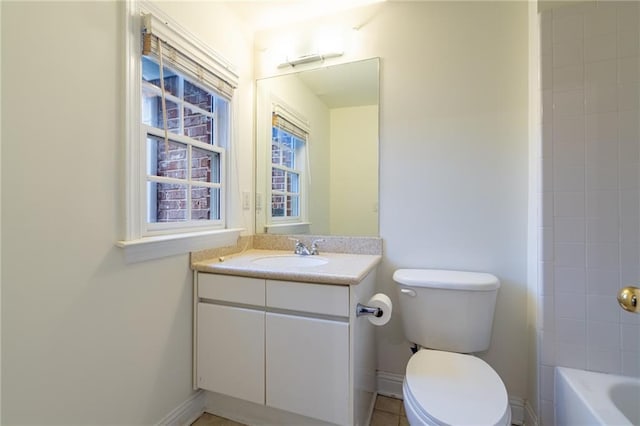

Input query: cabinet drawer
[266,280,349,317]
[198,274,265,306]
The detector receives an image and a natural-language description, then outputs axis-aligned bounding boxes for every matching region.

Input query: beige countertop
[192,249,381,285]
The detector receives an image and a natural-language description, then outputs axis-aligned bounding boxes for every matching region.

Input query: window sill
[116,228,243,263]
[264,222,311,235]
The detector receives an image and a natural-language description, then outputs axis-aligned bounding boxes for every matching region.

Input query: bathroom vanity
[191,249,381,426]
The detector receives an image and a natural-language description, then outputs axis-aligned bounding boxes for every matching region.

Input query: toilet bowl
[402,349,511,426]
[393,269,511,426]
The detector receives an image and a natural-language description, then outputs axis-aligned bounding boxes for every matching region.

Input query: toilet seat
[403,349,511,426]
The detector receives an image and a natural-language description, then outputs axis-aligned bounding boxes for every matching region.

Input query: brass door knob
[617,287,640,313]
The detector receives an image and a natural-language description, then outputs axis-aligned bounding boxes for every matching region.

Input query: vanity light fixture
[277,51,343,68]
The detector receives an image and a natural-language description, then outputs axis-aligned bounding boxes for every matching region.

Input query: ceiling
[225,0,576,31]
[225,1,380,108]
[294,59,379,108]
[223,0,386,31]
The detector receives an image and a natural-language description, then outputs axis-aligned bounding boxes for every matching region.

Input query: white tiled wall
[538,2,639,424]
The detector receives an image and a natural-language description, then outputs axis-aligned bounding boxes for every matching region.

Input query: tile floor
[371,395,409,426]
[190,395,407,426]
[191,412,245,426]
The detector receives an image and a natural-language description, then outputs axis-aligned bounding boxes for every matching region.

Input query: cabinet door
[266,312,349,425]
[197,302,264,404]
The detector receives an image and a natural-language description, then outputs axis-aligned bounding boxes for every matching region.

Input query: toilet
[394,269,511,426]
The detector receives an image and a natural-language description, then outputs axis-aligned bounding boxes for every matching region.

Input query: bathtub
[555,367,640,426]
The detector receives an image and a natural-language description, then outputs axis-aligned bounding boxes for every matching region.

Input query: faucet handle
[310,239,325,255]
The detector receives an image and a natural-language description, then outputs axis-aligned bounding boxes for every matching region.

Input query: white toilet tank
[394,269,500,353]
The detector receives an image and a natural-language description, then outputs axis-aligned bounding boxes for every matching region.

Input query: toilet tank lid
[393,269,500,291]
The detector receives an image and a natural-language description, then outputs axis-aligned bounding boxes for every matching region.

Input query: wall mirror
[255,58,379,236]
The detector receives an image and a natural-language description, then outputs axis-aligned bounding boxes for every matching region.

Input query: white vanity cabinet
[194,268,378,426]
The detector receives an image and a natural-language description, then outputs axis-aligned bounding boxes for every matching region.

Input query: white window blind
[141,10,237,99]
[271,114,308,141]
[272,104,309,139]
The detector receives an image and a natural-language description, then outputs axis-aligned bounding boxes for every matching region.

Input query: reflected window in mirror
[256,58,379,236]
[270,111,308,224]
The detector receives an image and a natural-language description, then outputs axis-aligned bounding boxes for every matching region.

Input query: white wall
[375,1,529,403]
[330,105,378,236]
[537,2,640,424]
[527,1,542,422]
[1,1,253,424]
[255,1,530,402]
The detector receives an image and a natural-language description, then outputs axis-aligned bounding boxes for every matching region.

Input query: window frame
[269,121,306,224]
[119,0,241,262]
[262,103,310,233]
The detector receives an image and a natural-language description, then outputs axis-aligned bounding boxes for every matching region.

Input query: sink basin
[251,255,329,268]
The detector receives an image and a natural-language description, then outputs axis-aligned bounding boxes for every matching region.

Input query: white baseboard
[509,395,525,425]
[205,391,333,426]
[376,371,404,399]
[366,392,378,426]
[157,390,205,426]
[162,376,533,426]
[524,400,539,426]
[375,370,526,425]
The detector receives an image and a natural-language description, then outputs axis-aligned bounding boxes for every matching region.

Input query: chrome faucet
[293,240,311,256]
[291,238,325,256]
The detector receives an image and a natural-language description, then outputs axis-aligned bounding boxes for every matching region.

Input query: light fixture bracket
[278,52,343,69]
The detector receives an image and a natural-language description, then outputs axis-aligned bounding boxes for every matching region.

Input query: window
[119,1,241,261]
[141,57,228,226]
[270,111,308,224]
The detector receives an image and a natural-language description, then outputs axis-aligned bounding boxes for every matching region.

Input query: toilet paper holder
[356,303,383,318]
